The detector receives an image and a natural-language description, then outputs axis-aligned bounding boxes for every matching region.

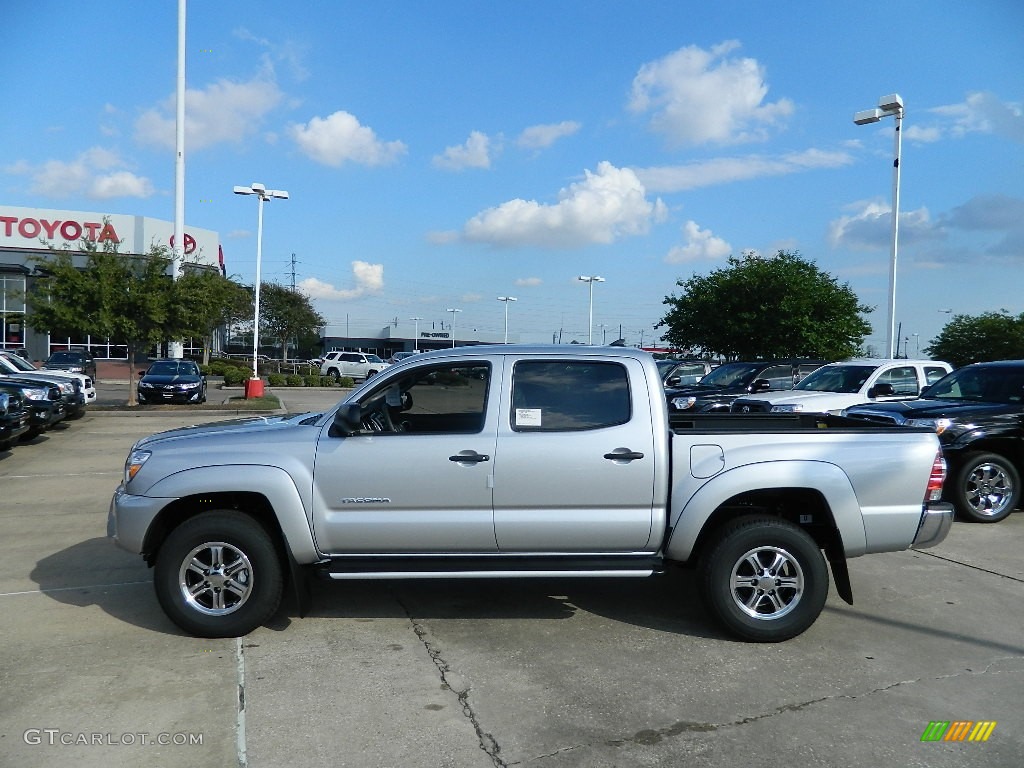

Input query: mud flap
[826,545,853,605]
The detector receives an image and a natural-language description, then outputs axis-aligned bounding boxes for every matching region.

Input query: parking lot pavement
[1,411,1023,767]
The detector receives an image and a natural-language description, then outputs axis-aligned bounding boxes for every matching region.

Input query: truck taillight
[926,452,946,502]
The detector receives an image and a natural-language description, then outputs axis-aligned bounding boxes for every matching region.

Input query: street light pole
[497,296,517,344]
[234,183,288,382]
[446,308,462,348]
[409,317,423,352]
[577,275,605,345]
[854,93,904,359]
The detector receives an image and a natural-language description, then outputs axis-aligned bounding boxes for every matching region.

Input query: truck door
[311,360,500,554]
[492,358,657,552]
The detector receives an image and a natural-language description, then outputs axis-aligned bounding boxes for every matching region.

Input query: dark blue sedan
[137,359,207,404]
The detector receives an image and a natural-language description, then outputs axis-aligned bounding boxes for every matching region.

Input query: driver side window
[360,362,491,434]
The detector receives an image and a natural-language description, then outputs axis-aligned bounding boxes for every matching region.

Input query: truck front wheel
[699,516,828,642]
[950,452,1019,523]
[154,511,284,638]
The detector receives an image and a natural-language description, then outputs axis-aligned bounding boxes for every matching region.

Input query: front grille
[843,411,902,425]
[732,400,770,413]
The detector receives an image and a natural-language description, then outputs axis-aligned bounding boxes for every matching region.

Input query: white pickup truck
[109,346,952,642]
[731,358,952,415]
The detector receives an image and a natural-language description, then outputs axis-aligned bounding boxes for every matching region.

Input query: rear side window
[512,361,630,431]
[877,366,919,396]
[760,364,797,390]
[925,366,948,385]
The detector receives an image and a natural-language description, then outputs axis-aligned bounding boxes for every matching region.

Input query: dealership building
[0,204,222,361]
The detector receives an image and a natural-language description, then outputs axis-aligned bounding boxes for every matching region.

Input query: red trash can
[245,377,264,399]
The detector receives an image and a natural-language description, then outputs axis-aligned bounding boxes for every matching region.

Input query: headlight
[125,449,152,483]
[181,381,200,389]
[22,387,48,401]
[906,417,953,434]
[139,381,154,389]
[771,403,805,413]
[671,396,697,410]
[59,382,74,394]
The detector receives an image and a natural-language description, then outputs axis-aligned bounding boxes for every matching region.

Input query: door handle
[604,450,645,461]
[449,452,490,463]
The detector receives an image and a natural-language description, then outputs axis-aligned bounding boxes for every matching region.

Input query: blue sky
[4,1,1023,352]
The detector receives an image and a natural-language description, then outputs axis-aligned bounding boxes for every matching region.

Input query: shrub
[338,376,355,388]
[267,373,287,387]
[222,367,249,387]
[302,375,322,387]
[286,374,305,387]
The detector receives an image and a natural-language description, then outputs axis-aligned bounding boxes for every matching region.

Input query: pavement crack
[397,597,506,768]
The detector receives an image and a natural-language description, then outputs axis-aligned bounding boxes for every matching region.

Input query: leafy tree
[174,269,253,365]
[925,311,1024,367]
[257,283,326,361]
[28,239,180,405]
[657,250,872,360]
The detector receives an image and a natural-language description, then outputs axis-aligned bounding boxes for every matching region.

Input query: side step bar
[315,555,665,581]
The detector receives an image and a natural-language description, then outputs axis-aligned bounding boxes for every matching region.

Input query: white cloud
[299,261,384,301]
[290,111,406,167]
[829,200,942,249]
[517,121,581,150]
[635,148,852,193]
[463,161,667,248]
[9,147,154,200]
[135,77,284,150]
[432,131,494,170]
[515,277,543,287]
[931,92,1024,143]
[665,220,731,264]
[628,41,793,146]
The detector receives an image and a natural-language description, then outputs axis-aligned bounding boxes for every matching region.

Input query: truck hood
[135,412,320,449]
[846,399,1012,419]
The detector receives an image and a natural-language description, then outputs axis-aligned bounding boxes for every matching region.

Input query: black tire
[699,515,828,642]
[327,367,340,382]
[154,511,284,637]
[948,451,1019,523]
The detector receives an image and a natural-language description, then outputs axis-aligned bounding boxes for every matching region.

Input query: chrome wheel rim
[730,546,804,620]
[964,462,1014,518]
[178,541,254,616]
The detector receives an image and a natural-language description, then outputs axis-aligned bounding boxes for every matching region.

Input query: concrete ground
[1,400,1022,768]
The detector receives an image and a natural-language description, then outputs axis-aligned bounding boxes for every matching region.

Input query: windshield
[47,352,84,363]
[795,364,877,394]
[147,361,199,377]
[367,355,384,364]
[926,367,1024,403]
[696,363,764,388]
[2,353,36,371]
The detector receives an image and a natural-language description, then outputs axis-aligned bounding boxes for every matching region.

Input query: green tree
[27,239,179,405]
[258,283,325,361]
[925,311,1024,367]
[174,269,253,365]
[657,250,872,360]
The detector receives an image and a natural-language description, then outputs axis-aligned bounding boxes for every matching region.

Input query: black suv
[0,379,65,440]
[43,349,98,382]
[665,359,826,412]
[0,390,31,450]
[844,360,1024,523]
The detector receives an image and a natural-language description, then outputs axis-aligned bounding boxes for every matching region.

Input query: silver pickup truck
[109,346,952,642]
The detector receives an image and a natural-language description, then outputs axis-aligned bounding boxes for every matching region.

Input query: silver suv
[319,351,390,382]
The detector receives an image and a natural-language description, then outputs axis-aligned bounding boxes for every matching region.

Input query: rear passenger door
[492,358,657,553]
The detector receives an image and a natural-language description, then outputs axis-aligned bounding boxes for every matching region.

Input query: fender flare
[665,460,867,562]
[145,464,319,562]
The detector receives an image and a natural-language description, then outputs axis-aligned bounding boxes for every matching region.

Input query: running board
[315,555,664,581]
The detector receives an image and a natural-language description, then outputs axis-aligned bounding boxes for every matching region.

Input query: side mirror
[332,403,363,436]
[666,376,681,387]
[138,369,147,377]
[869,383,895,398]
[750,378,772,392]
[920,384,933,398]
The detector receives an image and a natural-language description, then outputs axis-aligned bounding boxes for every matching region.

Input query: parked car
[732,359,952,415]
[659,359,714,387]
[0,378,65,439]
[0,351,96,411]
[666,359,826,412]
[843,360,1024,523]
[137,359,207,404]
[387,351,419,365]
[0,390,31,450]
[319,351,390,382]
[42,349,98,382]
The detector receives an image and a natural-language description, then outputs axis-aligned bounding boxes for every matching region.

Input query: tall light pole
[497,296,517,344]
[409,317,423,352]
[446,308,462,348]
[168,0,187,359]
[234,183,288,383]
[854,93,903,359]
[577,275,605,344]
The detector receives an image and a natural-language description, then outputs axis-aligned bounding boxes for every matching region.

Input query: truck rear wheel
[699,516,828,642]
[154,511,283,638]
[950,452,1019,523]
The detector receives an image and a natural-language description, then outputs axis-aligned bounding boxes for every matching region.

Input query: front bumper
[911,501,954,549]
[108,485,172,556]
